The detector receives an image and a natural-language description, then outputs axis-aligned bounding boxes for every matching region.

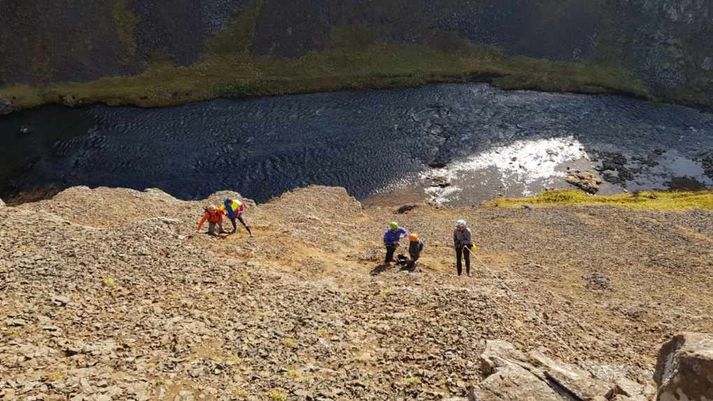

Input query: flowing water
[1,83,711,205]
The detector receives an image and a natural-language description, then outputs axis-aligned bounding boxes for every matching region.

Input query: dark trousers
[455,246,471,276]
[385,244,398,264]
[406,251,420,270]
[229,215,252,235]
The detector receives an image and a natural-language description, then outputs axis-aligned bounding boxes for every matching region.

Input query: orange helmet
[408,233,419,242]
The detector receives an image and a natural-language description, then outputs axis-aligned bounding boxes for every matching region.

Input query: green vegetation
[208,0,264,54]
[0,84,44,109]
[112,0,138,59]
[331,25,381,49]
[268,390,287,401]
[102,276,117,288]
[493,56,650,98]
[488,190,713,211]
[0,42,652,111]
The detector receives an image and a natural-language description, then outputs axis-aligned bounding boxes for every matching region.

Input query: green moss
[0,84,44,108]
[0,43,653,111]
[207,0,264,54]
[267,390,287,401]
[487,190,713,211]
[493,56,652,98]
[112,0,138,58]
[331,25,380,49]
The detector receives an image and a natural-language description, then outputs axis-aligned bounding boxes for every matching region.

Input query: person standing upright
[453,219,473,276]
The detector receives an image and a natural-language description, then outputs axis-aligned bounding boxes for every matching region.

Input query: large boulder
[654,333,713,401]
[529,350,613,400]
[566,170,602,194]
[480,362,564,401]
[0,98,12,115]
[477,340,655,401]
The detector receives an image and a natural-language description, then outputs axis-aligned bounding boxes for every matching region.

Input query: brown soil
[1,185,711,400]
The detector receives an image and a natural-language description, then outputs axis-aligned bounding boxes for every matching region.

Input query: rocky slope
[1,185,712,400]
[0,0,711,108]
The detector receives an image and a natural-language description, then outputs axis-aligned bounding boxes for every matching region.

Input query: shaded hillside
[0,0,711,110]
[1,186,712,399]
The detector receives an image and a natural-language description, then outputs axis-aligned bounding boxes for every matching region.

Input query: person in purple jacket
[383,221,408,265]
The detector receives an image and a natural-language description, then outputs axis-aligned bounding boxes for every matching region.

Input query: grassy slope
[0,0,653,111]
[0,44,653,111]
[487,190,713,211]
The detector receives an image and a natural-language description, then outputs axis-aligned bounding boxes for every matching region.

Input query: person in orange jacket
[197,205,225,236]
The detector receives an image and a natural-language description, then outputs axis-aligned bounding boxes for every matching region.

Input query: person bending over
[407,233,424,271]
[220,197,252,236]
[197,205,225,237]
[383,222,408,265]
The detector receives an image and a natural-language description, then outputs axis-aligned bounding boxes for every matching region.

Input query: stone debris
[566,170,603,194]
[655,333,713,401]
[0,97,12,115]
[584,272,612,290]
[0,185,711,400]
[396,204,420,214]
[61,94,79,107]
[477,340,655,401]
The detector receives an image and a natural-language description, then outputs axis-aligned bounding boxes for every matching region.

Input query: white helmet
[456,219,467,228]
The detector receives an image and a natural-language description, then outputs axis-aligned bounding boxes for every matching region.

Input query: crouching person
[406,233,424,271]
[197,205,225,236]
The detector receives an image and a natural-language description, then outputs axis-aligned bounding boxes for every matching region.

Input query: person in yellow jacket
[219,198,252,236]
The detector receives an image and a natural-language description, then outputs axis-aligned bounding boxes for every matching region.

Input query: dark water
[1,84,711,204]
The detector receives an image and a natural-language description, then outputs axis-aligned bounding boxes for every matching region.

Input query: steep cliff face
[606,0,713,105]
[0,0,710,107]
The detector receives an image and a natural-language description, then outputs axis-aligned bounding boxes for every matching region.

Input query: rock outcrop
[566,170,603,194]
[655,333,713,401]
[0,98,12,115]
[477,340,655,401]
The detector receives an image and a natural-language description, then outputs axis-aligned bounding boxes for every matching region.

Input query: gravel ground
[1,186,711,400]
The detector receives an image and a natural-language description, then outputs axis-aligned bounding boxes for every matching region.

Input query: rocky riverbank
[1,186,712,400]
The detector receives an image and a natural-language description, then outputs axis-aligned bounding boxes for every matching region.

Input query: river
[1,83,711,205]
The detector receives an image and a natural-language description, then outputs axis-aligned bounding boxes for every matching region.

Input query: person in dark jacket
[453,219,473,276]
[406,233,424,271]
[383,221,408,265]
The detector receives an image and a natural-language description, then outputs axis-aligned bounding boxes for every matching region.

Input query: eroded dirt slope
[1,186,711,400]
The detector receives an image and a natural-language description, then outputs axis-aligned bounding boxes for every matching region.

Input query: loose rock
[566,170,602,194]
[655,333,713,401]
[0,98,12,115]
